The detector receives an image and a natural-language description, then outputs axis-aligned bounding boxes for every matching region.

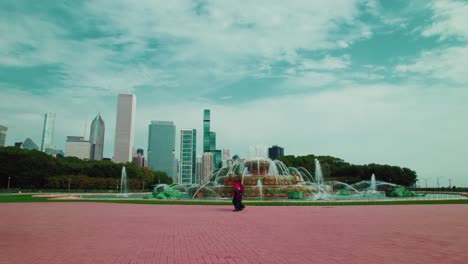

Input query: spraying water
[257,179,263,199]
[314,159,329,200]
[369,174,377,193]
[120,166,128,197]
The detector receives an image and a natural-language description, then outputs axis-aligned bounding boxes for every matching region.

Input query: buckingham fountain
[76,147,465,201]
[147,146,439,201]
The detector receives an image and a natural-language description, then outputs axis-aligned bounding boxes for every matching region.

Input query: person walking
[232,177,245,212]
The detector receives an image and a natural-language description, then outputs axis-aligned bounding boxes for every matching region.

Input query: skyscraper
[65,136,91,159]
[268,145,284,160]
[114,94,136,163]
[202,109,222,170]
[90,113,105,160]
[148,121,176,180]
[0,125,7,147]
[222,149,231,161]
[202,152,213,183]
[222,149,233,167]
[40,112,55,152]
[203,109,210,153]
[179,129,197,184]
[195,155,203,184]
[209,132,216,151]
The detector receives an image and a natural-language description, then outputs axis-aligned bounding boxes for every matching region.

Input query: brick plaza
[1,203,467,264]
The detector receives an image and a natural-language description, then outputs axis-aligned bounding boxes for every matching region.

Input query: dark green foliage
[0,147,173,190]
[278,154,418,186]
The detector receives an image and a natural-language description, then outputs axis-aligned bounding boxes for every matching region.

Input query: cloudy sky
[1,0,467,186]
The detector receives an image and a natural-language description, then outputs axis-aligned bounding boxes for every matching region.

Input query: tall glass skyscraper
[148,121,176,180]
[114,94,136,163]
[90,113,105,160]
[202,109,222,170]
[203,109,210,153]
[0,125,7,147]
[40,112,55,152]
[179,129,196,184]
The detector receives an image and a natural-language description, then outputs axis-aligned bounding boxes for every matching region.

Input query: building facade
[21,137,39,150]
[90,113,105,160]
[202,109,222,170]
[40,112,56,152]
[195,155,203,184]
[148,121,176,180]
[222,149,230,161]
[0,125,7,147]
[65,136,91,159]
[268,145,284,160]
[179,129,197,184]
[114,94,136,163]
[203,109,210,153]
[201,152,213,184]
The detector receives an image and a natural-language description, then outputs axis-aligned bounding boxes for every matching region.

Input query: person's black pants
[232,197,241,210]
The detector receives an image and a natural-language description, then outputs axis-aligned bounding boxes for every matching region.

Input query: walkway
[1,203,467,264]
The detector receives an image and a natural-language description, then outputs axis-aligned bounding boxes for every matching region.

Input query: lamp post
[142,181,145,191]
[7,176,10,190]
[68,178,71,192]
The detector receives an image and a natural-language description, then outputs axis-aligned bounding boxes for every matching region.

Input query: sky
[1,0,467,187]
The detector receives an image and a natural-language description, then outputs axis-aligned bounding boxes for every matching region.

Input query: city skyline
[0,1,467,186]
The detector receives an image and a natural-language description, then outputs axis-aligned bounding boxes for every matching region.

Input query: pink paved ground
[1,203,467,264]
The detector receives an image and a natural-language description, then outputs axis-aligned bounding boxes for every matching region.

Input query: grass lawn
[1,194,468,206]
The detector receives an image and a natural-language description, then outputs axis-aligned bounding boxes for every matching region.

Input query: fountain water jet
[369,174,377,193]
[119,166,128,197]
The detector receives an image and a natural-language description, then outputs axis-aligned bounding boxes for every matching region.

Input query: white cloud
[0,0,374,99]
[285,72,338,89]
[300,55,351,71]
[395,46,468,83]
[422,0,468,40]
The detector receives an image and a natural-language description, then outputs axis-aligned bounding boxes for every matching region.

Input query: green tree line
[0,147,172,190]
[277,154,417,186]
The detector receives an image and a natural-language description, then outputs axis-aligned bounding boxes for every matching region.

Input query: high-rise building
[202,109,223,170]
[65,136,91,159]
[179,129,196,184]
[148,121,176,180]
[195,155,203,184]
[90,113,105,160]
[209,132,216,151]
[222,149,230,160]
[202,152,213,183]
[268,145,284,160]
[213,149,222,169]
[132,148,146,168]
[0,125,7,147]
[222,149,233,167]
[114,94,136,163]
[203,109,210,153]
[40,112,56,152]
[20,137,40,150]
